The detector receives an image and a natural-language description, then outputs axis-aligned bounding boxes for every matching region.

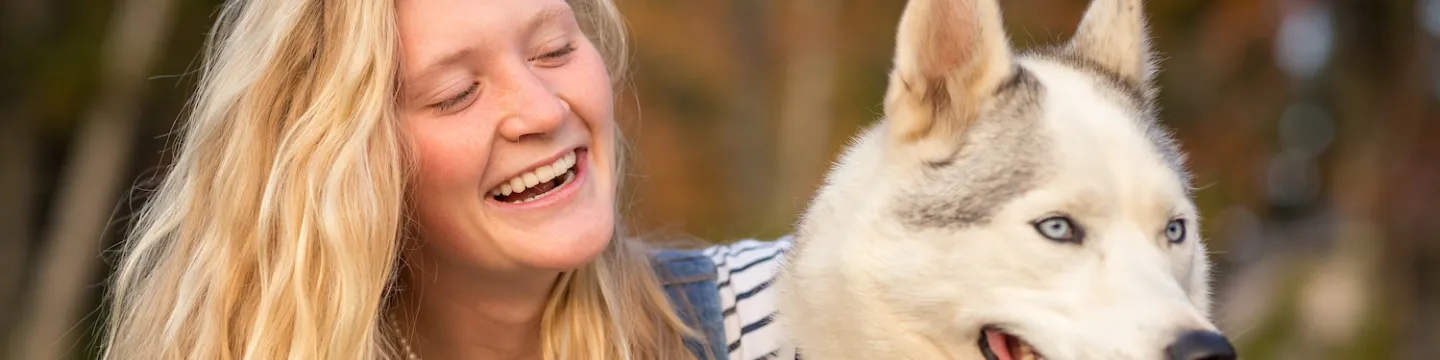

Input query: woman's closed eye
[531,42,576,66]
[430,42,574,112]
[435,82,478,111]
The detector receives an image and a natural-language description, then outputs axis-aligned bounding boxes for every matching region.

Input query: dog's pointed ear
[884,0,1012,144]
[1070,0,1153,86]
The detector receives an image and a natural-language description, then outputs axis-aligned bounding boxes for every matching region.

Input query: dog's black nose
[1166,330,1236,360]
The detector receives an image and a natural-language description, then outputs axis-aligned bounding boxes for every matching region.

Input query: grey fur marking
[893,50,1194,230]
[896,67,1052,229]
[1138,115,1193,190]
[1029,47,1150,113]
[1029,48,1193,189]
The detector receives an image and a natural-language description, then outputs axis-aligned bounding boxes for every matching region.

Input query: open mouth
[979,327,1045,360]
[488,148,582,204]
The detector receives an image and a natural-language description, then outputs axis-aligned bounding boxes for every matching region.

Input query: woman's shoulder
[648,236,795,285]
[647,236,799,359]
[701,236,798,360]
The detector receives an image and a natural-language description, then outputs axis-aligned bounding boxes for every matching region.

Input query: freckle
[498,84,518,118]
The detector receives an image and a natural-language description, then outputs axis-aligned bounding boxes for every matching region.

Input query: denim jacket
[652,248,728,360]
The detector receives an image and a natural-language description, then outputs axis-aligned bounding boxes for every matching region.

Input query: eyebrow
[406,5,572,86]
[527,4,570,37]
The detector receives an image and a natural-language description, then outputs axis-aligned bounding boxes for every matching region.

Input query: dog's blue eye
[1035,217,1080,243]
[1165,220,1186,244]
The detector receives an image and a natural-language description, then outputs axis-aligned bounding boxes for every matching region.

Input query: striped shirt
[701,237,798,360]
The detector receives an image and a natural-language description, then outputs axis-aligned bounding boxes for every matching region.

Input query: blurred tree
[718,0,777,230]
[774,0,841,225]
[7,0,179,358]
[0,0,53,352]
[0,107,36,358]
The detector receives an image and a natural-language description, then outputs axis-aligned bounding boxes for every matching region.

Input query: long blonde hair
[101,0,700,358]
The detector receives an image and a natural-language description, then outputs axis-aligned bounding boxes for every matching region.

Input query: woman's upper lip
[488,147,581,190]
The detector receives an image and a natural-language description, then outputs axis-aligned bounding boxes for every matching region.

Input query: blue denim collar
[652,249,727,360]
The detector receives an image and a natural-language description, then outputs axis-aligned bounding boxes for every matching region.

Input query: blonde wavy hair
[101,0,702,359]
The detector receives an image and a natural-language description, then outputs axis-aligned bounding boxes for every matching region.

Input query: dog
[772,0,1236,359]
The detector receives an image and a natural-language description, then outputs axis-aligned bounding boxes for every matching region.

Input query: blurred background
[1,0,1436,358]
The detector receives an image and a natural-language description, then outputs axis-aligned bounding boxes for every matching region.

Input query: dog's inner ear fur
[884,0,1013,144]
[1070,0,1153,87]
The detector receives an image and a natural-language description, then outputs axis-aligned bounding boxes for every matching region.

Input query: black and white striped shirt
[701,237,798,360]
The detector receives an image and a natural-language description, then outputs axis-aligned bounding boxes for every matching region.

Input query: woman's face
[397,0,615,272]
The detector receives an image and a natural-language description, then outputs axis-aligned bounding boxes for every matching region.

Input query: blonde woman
[101,0,795,359]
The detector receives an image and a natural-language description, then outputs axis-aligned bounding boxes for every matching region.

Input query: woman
[100,0,794,359]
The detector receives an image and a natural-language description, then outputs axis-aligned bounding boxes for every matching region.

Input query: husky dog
[773,0,1236,359]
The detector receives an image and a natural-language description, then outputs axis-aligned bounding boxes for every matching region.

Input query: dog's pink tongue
[985,329,1014,360]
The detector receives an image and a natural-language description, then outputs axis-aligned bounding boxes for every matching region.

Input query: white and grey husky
[774,0,1236,359]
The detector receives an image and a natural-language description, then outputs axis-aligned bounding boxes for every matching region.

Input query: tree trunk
[0,109,36,357]
[720,0,774,229]
[7,0,179,357]
[1,0,49,352]
[1327,0,1432,358]
[774,0,841,222]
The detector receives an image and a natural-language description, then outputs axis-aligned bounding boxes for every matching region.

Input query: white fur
[773,1,1220,359]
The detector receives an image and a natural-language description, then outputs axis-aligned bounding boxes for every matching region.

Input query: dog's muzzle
[978,327,1042,360]
[978,328,1238,360]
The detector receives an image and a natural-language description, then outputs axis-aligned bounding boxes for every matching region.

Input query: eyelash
[432,43,574,111]
[436,82,477,111]
[536,43,576,61]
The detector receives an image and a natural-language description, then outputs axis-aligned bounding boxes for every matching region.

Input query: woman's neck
[397,252,560,360]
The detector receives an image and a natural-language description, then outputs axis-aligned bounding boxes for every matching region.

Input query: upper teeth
[491,150,577,197]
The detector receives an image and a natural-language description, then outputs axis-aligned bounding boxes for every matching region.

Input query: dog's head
[778,0,1235,359]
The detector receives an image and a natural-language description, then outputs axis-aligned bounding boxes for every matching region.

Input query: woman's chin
[510,213,614,271]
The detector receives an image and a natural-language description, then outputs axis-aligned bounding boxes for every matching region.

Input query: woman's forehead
[396,0,573,78]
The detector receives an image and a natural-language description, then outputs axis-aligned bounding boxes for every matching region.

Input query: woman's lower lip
[486,149,587,210]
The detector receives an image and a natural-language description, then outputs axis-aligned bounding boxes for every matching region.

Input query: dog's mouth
[979,327,1045,360]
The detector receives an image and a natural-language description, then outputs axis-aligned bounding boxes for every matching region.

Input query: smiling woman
[98,0,794,359]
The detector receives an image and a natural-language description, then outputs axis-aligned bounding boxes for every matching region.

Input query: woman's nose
[495,67,568,142]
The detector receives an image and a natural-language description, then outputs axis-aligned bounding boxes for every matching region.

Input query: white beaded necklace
[387,313,420,360]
